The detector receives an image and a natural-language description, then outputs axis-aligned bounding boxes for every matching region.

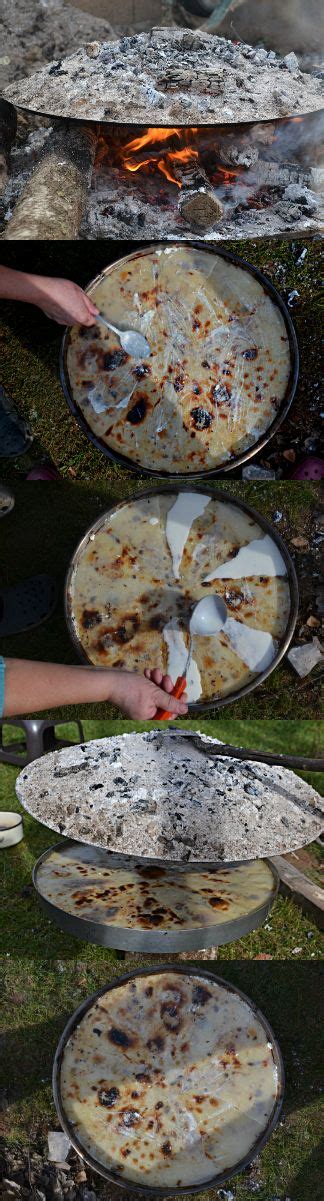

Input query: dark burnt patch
[211,382,231,405]
[147,1034,165,1053]
[160,1000,183,1033]
[119,1109,140,1128]
[94,612,140,651]
[192,984,212,1007]
[191,407,212,431]
[132,364,151,379]
[97,1086,120,1107]
[126,395,147,424]
[102,349,128,371]
[161,1141,173,1157]
[173,374,185,393]
[80,608,103,631]
[108,1027,135,1050]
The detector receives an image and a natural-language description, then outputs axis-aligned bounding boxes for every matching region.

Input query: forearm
[2,659,113,716]
[0,266,47,307]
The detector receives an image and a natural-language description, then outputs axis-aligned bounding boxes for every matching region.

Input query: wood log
[173,154,223,229]
[0,99,17,197]
[3,121,98,240]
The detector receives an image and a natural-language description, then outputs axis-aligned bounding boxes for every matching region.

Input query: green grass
[0,478,321,720]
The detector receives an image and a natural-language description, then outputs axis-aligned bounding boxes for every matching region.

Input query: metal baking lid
[64,484,299,713]
[60,244,299,480]
[53,965,285,1196]
[33,839,279,953]
[5,27,323,124]
[16,731,324,865]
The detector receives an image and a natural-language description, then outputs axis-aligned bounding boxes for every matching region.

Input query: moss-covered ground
[0,238,321,480]
[0,479,321,719]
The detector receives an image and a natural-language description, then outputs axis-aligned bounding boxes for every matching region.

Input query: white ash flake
[16,730,324,863]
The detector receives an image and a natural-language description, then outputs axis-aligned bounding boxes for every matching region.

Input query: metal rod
[192,738,324,772]
[0,98,17,197]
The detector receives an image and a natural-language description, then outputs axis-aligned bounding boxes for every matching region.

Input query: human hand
[33,276,99,325]
[106,669,188,720]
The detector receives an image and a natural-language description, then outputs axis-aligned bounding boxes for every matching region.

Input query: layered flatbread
[58,970,281,1189]
[64,246,292,474]
[67,491,292,703]
[35,841,277,940]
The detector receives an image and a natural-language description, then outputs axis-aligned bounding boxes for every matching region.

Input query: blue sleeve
[0,656,5,717]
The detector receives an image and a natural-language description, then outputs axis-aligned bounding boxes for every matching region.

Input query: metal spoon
[157,596,227,720]
[97,312,151,359]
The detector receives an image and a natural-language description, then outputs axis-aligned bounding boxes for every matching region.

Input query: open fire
[2,25,323,242]
[85,113,322,240]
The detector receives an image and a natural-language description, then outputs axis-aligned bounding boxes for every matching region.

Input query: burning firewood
[4,122,97,240]
[172,154,223,228]
[0,100,17,197]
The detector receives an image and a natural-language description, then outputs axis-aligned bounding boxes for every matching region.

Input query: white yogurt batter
[166,492,211,579]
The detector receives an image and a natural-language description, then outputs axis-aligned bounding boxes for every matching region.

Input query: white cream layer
[166,492,210,579]
[204,534,287,582]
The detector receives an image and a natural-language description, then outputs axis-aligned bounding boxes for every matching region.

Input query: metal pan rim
[33,839,279,953]
[52,963,285,1197]
[60,241,299,480]
[64,483,299,713]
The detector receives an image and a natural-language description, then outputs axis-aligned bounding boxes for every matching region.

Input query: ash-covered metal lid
[4,27,324,124]
[16,730,324,864]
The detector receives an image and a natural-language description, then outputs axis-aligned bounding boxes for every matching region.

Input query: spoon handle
[156,676,187,721]
[97,313,118,335]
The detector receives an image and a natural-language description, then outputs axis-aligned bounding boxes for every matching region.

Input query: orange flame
[120,126,199,187]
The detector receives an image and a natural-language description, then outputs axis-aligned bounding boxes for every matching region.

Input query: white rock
[287,639,323,678]
[283,52,299,72]
[47,1133,71,1163]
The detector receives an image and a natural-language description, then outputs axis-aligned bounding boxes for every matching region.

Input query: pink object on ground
[26,466,61,480]
[290,456,324,480]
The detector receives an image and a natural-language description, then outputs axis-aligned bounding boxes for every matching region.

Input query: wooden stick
[3,121,98,240]
[173,154,223,229]
[0,99,17,197]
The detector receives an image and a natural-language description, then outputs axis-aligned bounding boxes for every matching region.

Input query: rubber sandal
[0,484,15,518]
[26,466,61,480]
[290,456,324,480]
[0,575,58,637]
[0,386,33,458]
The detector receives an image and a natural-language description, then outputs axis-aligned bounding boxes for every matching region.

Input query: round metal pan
[53,965,285,1197]
[64,484,299,714]
[33,839,279,953]
[60,244,299,480]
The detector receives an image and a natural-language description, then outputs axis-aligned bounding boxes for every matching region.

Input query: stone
[242,465,277,480]
[291,536,310,550]
[16,730,324,862]
[287,638,323,677]
[47,1133,71,1164]
[283,52,299,72]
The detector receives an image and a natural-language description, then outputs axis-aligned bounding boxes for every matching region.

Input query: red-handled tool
[156,675,187,720]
